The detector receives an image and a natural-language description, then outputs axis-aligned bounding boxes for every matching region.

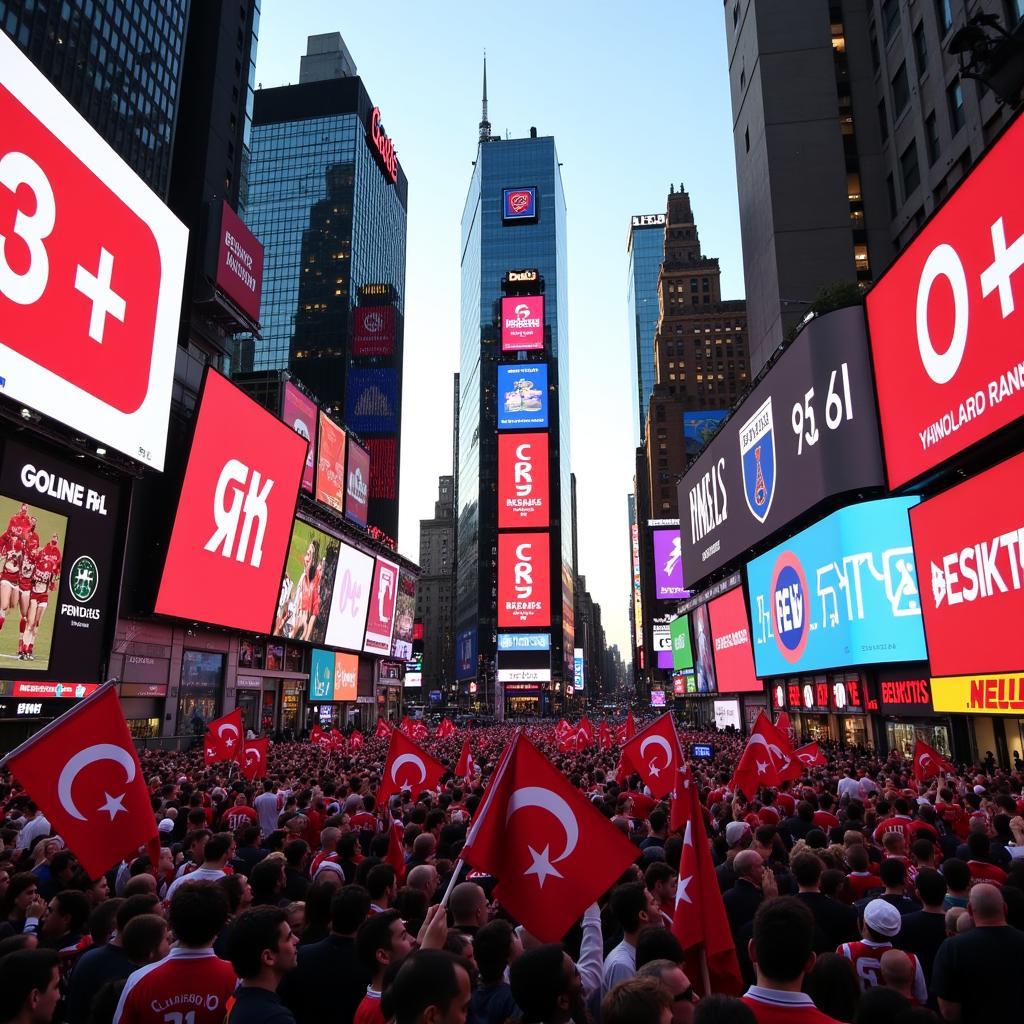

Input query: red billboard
[155,371,306,632]
[345,437,371,526]
[315,412,346,512]
[497,432,549,528]
[501,295,544,351]
[364,555,400,655]
[867,114,1024,488]
[909,451,1024,677]
[352,306,395,356]
[216,201,263,323]
[281,383,316,493]
[708,587,761,694]
[498,533,550,628]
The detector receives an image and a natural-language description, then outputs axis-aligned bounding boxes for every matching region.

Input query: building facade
[416,476,456,702]
[627,214,667,444]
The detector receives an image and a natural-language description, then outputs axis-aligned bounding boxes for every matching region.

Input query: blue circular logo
[770,553,809,664]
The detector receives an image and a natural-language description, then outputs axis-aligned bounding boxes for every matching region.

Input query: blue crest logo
[739,397,776,524]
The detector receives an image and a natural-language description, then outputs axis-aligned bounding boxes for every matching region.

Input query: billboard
[345,368,399,435]
[501,295,544,352]
[273,519,339,645]
[345,437,371,527]
[0,32,187,470]
[652,614,673,669]
[315,412,346,512]
[352,306,395,357]
[670,615,694,672]
[497,364,548,430]
[215,201,263,323]
[498,633,550,651]
[0,441,122,682]
[652,528,687,600]
[282,383,317,494]
[691,601,717,693]
[713,699,742,730]
[309,649,358,701]
[498,433,549,528]
[909,452,1024,677]
[677,307,884,587]
[651,689,666,708]
[363,555,400,654]
[573,648,585,691]
[456,628,477,680]
[502,187,537,222]
[931,675,1024,715]
[708,587,761,694]
[391,569,417,660]
[746,497,927,676]
[497,533,550,628]
[323,541,374,652]
[497,648,551,683]
[684,410,729,456]
[866,113,1024,488]
[155,371,306,633]
[365,437,397,500]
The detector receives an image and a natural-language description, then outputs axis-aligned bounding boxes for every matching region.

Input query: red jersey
[18,531,39,585]
[846,871,882,902]
[1,531,27,578]
[350,811,378,832]
[872,815,915,846]
[742,987,840,1023]
[113,947,237,1024]
[223,806,259,832]
[968,860,1008,884]
[812,811,840,832]
[775,792,796,816]
[757,806,781,826]
[837,941,926,1002]
[31,545,61,597]
[353,990,385,1024]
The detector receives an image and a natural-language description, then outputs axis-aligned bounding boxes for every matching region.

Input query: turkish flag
[730,711,794,798]
[436,718,457,739]
[621,713,682,799]
[378,728,446,803]
[462,733,638,942]
[912,739,954,780]
[400,715,414,736]
[671,767,743,996]
[410,720,430,742]
[385,819,405,881]
[626,792,659,820]
[349,730,365,750]
[0,684,160,880]
[204,708,243,765]
[598,722,613,751]
[240,737,268,781]
[375,718,392,739]
[329,729,347,752]
[775,711,792,736]
[784,742,827,778]
[554,719,572,742]
[456,739,475,783]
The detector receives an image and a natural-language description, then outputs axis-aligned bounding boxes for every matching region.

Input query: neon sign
[368,107,398,184]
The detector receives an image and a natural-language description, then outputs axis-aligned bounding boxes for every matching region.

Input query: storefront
[504,683,542,716]
[177,650,225,733]
[877,671,953,760]
[236,639,309,736]
[769,674,871,748]
[931,675,1024,768]
[235,676,263,733]
[109,641,173,737]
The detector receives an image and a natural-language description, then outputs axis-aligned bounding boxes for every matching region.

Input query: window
[882,0,900,43]
[913,22,928,74]
[733,2,740,28]
[891,62,910,116]
[936,0,954,35]
[947,80,965,132]
[900,141,921,198]
[869,24,880,71]
[925,110,940,164]
[877,98,889,141]
[744,126,750,152]
[1009,0,1024,25]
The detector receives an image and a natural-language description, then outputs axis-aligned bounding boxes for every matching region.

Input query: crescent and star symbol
[675,820,694,907]
[390,752,427,789]
[749,733,792,772]
[506,785,579,887]
[218,723,238,750]
[57,743,136,822]
[639,734,673,778]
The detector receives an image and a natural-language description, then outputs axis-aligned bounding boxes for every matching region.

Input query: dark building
[416,476,456,702]
[627,213,667,444]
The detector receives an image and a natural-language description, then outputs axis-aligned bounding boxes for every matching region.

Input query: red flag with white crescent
[349,729,365,750]
[912,738,954,780]
[456,738,475,783]
[204,708,243,765]
[620,713,682,799]
[375,718,392,739]
[730,711,794,797]
[240,737,268,781]
[378,728,446,803]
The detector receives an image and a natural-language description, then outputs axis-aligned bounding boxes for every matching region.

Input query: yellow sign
[931,675,1024,715]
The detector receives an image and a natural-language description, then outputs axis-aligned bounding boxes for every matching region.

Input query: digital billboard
[456,628,477,680]
[497,432,549,528]
[714,699,741,730]
[497,364,548,430]
[670,614,694,672]
[497,648,551,684]
[867,112,1024,488]
[345,368,399,435]
[497,533,550,628]
[502,187,537,222]
[155,371,306,633]
[215,201,263,323]
[281,383,317,494]
[652,528,687,600]
[315,412,346,512]
[391,569,417,660]
[309,649,358,701]
[365,437,397,500]
[678,307,884,588]
[652,614,673,669]
[746,497,926,676]
[352,306,395,356]
[692,601,717,694]
[0,31,187,470]
[651,689,666,708]
[573,648,585,691]
[363,555,400,655]
[324,541,374,652]
[909,451,1024,677]
[931,675,1024,715]
[345,437,370,527]
[684,410,729,456]
[501,295,544,352]
[498,633,550,651]
[273,519,339,645]
[708,587,761,694]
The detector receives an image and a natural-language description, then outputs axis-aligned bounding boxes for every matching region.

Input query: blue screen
[691,743,713,759]
[502,187,537,221]
[344,368,398,434]
[498,633,551,650]
[497,364,548,429]
[456,628,477,679]
[309,649,335,700]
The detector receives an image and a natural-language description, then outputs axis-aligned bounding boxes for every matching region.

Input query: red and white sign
[708,587,762,694]
[12,681,100,699]
[325,542,374,652]
[345,437,370,527]
[498,533,550,628]
[281,383,316,494]
[363,555,400,655]
[155,371,307,633]
[352,306,395,356]
[501,295,544,351]
[909,451,1024,677]
[498,432,549,528]
[215,201,263,323]
[315,412,346,512]
[0,32,186,470]
[368,107,398,184]
[867,114,1024,488]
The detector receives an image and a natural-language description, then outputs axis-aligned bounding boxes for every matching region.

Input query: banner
[344,437,370,526]
[652,528,686,600]
[315,412,346,512]
[324,541,374,652]
[352,306,395,356]
[931,674,1024,715]
[708,587,761,694]
[670,614,694,672]
[215,201,263,323]
[497,533,550,628]
[497,432,549,528]
[501,295,544,351]
[363,556,400,655]
[497,364,548,430]
[281,383,317,494]
[391,570,416,660]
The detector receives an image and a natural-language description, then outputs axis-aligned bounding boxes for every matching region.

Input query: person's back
[893,869,947,983]
[254,788,280,837]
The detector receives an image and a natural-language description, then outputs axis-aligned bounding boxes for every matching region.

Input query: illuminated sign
[391,570,416,660]
[215,201,263,323]
[879,676,933,713]
[692,602,717,693]
[273,519,338,645]
[670,615,694,672]
[497,668,551,683]
[652,528,687,600]
[11,681,100,699]
[631,521,644,643]
[502,187,537,222]
[345,436,371,527]
[368,106,398,184]
[931,675,1024,715]
[281,383,316,494]
[497,364,548,430]
[708,587,761,694]
[365,437,397,500]
[631,214,666,227]
[651,690,666,707]
[315,412,346,512]
[497,432,549,528]
[352,306,395,357]
[501,295,544,352]
[497,533,550,628]
[714,698,741,731]
[345,368,398,435]
[309,649,358,701]
[456,629,477,679]
[323,541,374,652]
[506,269,539,283]
[574,648,585,691]
[691,742,715,758]
[363,555,400,655]
[0,31,187,469]
[497,633,550,651]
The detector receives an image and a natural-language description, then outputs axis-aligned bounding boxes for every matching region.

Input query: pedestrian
[226,907,299,1024]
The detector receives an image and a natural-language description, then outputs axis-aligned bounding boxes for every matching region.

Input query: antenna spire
[479,50,492,144]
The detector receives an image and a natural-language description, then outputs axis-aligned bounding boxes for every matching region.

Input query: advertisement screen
[404,655,423,688]
[309,649,358,701]
[497,648,550,683]
[652,616,672,670]
[215,201,263,323]
[498,432,549,528]
[273,519,339,645]
[931,675,1024,716]
[678,307,884,588]
[0,32,186,470]
[497,633,550,651]
[713,699,741,730]
[684,410,729,456]
[345,368,399,434]
[502,187,537,222]
[363,555,400,654]
[708,587,761,694]
[352,306,395,356]
[324,541,374,652]
[909,451,1024,676]
[315,412,346,512]
[867,113,1024,488]
[670,614,694,671]
[653,528,687,600]
[501,295,544,351]
[345,437,371,527]
[456,628,477,680]
[282,383,317,494]
[746,497,927,676]
[651,689,666,708]
[573,648,585,691]
[692,601,717,693]
[497,364,548,430]
[391,569,417,660]
[497,532,550,628]
[156,371,307,633]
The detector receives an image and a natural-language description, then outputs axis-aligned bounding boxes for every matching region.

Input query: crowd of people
[0,718,1023,1024]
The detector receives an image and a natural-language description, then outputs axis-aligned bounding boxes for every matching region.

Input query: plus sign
[74,247,126,343]
[980,217,1024,319]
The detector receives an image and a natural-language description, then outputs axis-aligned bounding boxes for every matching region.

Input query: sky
[252,1,745,654]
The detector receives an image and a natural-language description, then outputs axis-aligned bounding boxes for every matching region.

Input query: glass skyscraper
[627,215,665,444]
[456,134,572,714]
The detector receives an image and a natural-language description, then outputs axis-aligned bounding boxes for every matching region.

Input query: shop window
[125,717,160,739]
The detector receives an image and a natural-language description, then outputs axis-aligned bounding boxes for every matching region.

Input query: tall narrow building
[627,213,666,444]
[416,476,456,702]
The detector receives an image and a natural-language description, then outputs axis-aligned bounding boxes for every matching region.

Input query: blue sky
[253,1,745,653]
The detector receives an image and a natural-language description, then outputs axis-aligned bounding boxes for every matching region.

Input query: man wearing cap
[836,899,926,1003]
[716,822,752,893]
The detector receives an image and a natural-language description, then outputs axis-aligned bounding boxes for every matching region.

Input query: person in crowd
[379,949,472,1024]
[791,853,858,951]
[723,851,778,945]
[353,910,416,1024]
[365,866,398,916]
[602,881,661,995]
[448,883,488,938]
[837,899,926,1004]
[0,949,61,1024]
[637,958,700,1023]
[469,919,521,1024]
[803,952,859,1024]
[602,975,672,1024]
[510,944,589,1024]
[165,833,235,901]
[226,907,299,1024]
[893,868,946,983]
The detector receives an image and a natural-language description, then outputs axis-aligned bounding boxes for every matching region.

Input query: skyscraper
[627,214,666,444]
[416,476,456,701]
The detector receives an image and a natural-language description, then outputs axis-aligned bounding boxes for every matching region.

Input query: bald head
[879,949,913,994]
[968,882,1006,925]
[733,849,762,880]
[406,864,439,898]
[450,881,488,926]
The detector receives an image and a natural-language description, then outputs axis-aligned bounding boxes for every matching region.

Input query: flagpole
[699,947,711,996]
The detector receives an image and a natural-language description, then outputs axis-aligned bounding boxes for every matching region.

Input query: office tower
[416,476,456,701]
[627,213,666,444]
